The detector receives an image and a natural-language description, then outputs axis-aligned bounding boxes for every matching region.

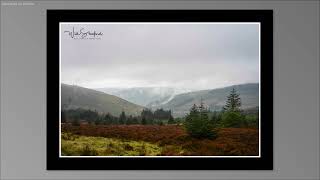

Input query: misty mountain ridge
[62,83,258,118]
[96,83,259,118]
[96,87,191,107]
[152,83,259,117]
[61,83,144,116]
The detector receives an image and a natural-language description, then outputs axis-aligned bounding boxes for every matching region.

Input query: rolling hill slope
[154,83,259,117]
[61,84,144,116]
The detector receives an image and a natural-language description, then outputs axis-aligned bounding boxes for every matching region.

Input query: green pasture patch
[61,133,162,156]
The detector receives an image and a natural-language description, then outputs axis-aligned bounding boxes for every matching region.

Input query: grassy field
[61,124,258,156]
[62,133,163,156]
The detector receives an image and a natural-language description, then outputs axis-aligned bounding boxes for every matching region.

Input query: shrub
[80,144,98,156]
[61,132,75,140]
[245,115,259,128]
[124,144,134,151]
[138,144,147,156]
[71,119,80,126]
[221,111,246,128]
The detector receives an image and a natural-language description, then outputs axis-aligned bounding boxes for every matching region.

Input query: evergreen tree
[126,115,133,125]
[132,117,139,124]
[187,104,199,121]
[221,111,245,127]
[185,101,217,139]
[223,88,241,112]
[141,117,147,125]
[112,117,119,125]
[199,100,209,122]
[221,88,246,127]
[168,115,175,124]
[119,111,126,124]
[94,118,102,125]
[148,118,154,125]
[61,111,66,123]
[210,111,222,127]
[141,108,154,124]
[104,113,113,125]
[154,108,172,120]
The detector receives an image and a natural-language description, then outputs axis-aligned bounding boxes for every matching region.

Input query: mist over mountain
[61,83,258,118]
[153,83,259,117]
[96,87,191,107]
[95,83,259,118]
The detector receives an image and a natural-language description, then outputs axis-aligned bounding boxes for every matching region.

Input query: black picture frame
[47,10,273,170]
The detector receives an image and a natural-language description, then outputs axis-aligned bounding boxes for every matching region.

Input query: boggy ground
[61,124,259,156]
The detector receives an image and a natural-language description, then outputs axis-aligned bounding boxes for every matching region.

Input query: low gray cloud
[61,23,259,90]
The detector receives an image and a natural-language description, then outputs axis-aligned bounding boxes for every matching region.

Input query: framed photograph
[47,10,273,170]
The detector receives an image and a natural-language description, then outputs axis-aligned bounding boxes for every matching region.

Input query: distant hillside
[97,87,190,107]
[61,84,144,116]
[154,83,259,117]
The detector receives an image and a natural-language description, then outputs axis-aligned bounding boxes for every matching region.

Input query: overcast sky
[61,23,259,90]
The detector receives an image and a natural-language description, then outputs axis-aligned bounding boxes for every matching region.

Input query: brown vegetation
[62,124,258,156]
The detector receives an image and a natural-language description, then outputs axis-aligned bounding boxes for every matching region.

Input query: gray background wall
[0,0,319,179]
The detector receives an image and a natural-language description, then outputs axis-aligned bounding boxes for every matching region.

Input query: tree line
[61,108,175,126]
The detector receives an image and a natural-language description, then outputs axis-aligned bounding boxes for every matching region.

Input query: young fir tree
[210,111,222,127]
[141,116,147,125]
[221,88,246,127]
[168,115,175,124]
[185,104,198,130]
[199,100,209,122]
[185,100,217,139]
[119,111,126,124]
[198,99,217,138]
[223,88,242,112]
